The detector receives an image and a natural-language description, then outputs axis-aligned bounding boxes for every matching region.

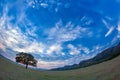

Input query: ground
[0,55,120,80]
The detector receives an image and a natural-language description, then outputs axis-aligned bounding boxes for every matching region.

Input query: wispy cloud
[116,19,120,38]
[78,45,90,54]
[102,18,115,37]
[0,11,93,69]
[46,21,80,42]
[26,0,62,12]
[67,44,90,55]
[2,26,45,54]
[0,5,44,54]
[0,9,94,69]
[37,59,66,69]
[91,45,104,54]
[46,44,63,55]
[0,0,119,69]
[46,20,92,43]
[105,27,114,37]
[111,19,120,43]
[80,15,94,26]
[37,54,92,69]
[40,3,49,8]
[102,19,110,28]
[0,42,6,52]
[67,44,80,55]
[117,21,120,32]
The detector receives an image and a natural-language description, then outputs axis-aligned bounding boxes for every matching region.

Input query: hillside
[53,43,120,70]
[0,54,120,80]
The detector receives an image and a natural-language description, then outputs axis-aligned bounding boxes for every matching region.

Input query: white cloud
[6,27,44,53]
[2,1,118,69]
[26,0,61,12]
[37,60,66,69]
[25,26,37,37]
[102,18,110,29]
[13,41,45,54]
[0,15,94,69]
[105,27,114,37]
[80,15,94,26]
[40,3,48,8]
[116,20,120,38]
[67,44,80,55]
[0,42,6,52]
[0,9,64,58]
[117,21,120,32]
[46,44,63,55]
[111,19,120,43]
[105,16,113,21]
[47,21,80,42]
[0,5,45,55]
[107,20,120,48]
[37,54,92,69]
[0,7,67,58]
[102,18,115,37]
[46,20,91,43]
[26,0,34,7]
[91,45,103,54]
[78,45,90,54]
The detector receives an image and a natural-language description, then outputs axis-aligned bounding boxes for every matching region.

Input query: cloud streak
[0,0,119,69]
[46,20,92,43]
[67,44,80,55]
[102,18,115,37]
[105,27,114,37]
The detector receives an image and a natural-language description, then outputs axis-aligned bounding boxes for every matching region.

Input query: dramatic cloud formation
[0,0,119,69]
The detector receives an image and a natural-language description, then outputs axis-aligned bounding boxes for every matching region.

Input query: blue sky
[0,0,120,69]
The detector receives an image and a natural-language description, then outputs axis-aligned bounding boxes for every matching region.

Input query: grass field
[0,55,120,80]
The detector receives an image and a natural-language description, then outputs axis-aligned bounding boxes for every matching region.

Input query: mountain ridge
[52,43,120,70]
[0,44,120,80]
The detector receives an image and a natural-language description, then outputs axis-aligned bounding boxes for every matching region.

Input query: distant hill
[52,43,120,70]
[0,49,120,80]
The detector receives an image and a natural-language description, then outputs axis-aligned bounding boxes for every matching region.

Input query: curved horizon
[0,0,120,69]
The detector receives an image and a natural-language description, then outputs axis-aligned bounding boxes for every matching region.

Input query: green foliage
[15,52,37,68]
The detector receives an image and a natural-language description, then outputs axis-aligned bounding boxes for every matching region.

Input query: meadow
[0,55,120,80]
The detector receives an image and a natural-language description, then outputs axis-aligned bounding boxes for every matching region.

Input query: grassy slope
[0,55,120,80]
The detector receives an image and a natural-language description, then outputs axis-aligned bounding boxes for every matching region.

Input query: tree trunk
[26,64,28,69]
[25,62,28,69]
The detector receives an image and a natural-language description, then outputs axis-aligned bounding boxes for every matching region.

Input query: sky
[0,0,120,69]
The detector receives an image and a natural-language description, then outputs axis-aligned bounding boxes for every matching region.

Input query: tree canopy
[15,52,37,69]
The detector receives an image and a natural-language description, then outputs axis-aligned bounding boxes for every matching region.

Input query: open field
[0,55,120,80]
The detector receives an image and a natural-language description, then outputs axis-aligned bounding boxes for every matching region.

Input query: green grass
[0,55,120,80]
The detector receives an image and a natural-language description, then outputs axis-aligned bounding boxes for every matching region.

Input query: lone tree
[15,52,37,69]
